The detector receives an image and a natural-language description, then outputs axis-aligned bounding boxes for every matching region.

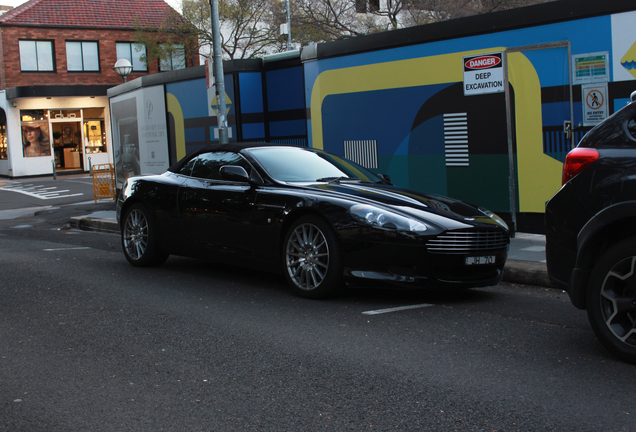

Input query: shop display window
[0,125,7,160]
[83,108,106,154]
[21,110,51,158]
[84,120,106,154]
[0,109,6,160]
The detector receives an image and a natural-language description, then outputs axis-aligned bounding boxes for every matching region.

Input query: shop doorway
[52,121,83,171]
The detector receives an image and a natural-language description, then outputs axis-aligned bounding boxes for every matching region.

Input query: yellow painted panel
[507,52,563,213]
[166,93,186,162]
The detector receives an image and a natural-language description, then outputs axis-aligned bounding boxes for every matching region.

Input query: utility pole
[209,0,228,144]
[285,0,291,51]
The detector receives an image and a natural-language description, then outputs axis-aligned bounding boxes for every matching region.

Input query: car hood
[300,182,506,230]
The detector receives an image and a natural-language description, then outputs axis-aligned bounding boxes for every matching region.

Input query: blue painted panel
[166,78,208,119]
[523,47,570,88]
[242,123,265,139]
[267,67,305,112]
[542,102,570,127]
[239,72,264,113]
[185,127,205,142]
[321,83,451,156]
[270,119,306,137]
[614,99,630,113]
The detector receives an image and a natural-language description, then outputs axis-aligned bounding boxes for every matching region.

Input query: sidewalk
[70,211,554,288]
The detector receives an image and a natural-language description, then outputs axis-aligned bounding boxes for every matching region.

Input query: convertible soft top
[167,142,303,174]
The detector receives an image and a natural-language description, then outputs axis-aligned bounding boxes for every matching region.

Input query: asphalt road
[0,201,635,432]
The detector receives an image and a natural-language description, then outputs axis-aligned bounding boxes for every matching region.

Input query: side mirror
[378,173,392,185]
[220,165,250,182]
[631,90,636,103]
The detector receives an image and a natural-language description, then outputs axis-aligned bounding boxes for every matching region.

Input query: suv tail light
[562,147,599,185]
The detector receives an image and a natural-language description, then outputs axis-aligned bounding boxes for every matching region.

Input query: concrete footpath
[70,211,554,289]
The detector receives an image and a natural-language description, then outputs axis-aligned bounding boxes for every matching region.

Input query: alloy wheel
[123,208,149,261]
[285,222,330,291]
[599,256,636,347]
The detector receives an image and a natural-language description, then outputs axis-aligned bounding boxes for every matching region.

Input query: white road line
[362,304,435,315]
[43,247,91,251]
[0,186,83,199]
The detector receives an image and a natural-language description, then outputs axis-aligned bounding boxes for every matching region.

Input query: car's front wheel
[283,215,343,299]
[121,203,169,267]
[587,238,636,363]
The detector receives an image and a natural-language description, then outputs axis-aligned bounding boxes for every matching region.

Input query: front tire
[587,238,636,363]
[121,203,169,267]
[283,215,343,299]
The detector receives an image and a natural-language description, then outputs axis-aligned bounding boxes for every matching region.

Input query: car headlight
[479,207,509,230]
[350,204,428,233]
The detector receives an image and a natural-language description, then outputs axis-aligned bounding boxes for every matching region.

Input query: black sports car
[116,143,510,298]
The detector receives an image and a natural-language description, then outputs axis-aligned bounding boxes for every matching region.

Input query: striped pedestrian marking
[0,182,83,200]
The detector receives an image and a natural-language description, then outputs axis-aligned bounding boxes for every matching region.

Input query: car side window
[190,151,251,181]
[178,158,197,176]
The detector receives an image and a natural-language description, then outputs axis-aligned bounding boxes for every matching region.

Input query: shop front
[0,86,113,178]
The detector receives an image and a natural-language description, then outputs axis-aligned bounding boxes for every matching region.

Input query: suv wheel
[587,238,636,363]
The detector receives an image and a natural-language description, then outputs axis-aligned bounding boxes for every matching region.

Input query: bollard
[88,157,92,176]
[51,159,57,180]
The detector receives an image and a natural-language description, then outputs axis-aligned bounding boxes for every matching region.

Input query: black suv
[546,91,636,363]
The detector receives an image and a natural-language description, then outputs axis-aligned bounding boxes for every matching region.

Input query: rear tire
[283,215,342,299]
[121,203,169,267]
[587,238,636,363]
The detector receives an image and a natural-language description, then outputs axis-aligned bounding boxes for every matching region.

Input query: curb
[69,216,119,234]
[503,259,554,288]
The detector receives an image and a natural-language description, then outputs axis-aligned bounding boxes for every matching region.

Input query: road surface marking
[362,304,434,315]
[43,247,91,251]
[0,183,83,200]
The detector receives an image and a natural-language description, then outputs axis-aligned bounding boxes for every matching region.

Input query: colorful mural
[303,12,630,221]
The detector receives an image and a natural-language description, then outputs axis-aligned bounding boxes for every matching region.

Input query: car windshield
[247,147,383,183]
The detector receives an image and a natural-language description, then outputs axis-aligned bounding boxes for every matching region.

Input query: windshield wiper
[316,176,362,184]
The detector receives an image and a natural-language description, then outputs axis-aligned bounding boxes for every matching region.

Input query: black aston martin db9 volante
[116,143,510,298]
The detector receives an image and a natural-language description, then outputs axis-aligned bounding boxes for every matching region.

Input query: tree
[137,0,557,61]
[137,0,287,61]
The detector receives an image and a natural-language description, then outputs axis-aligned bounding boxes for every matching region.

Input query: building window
[19,40,54,72]
[159,44,186,71]
[66,41,99,72]
[116,42,147,72]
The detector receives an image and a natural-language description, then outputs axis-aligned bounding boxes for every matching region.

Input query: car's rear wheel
[121,203,169,267]
[587,238,636,363]
[283,215,342,299]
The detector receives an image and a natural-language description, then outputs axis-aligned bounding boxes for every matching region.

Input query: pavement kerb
[70,216,555,289]
[69,216,120,234]
[502,259,554,288]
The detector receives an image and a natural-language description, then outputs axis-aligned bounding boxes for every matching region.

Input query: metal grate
[344,140,378,169]
[444,113,469,167]
[427,230,508,253]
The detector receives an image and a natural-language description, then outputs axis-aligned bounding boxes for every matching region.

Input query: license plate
[465,256,495,265]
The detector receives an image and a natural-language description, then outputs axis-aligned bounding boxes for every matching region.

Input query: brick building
[0,0,199,178]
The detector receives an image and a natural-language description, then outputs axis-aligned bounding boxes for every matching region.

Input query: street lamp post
[209,0,229,144]
[114,59,133,83]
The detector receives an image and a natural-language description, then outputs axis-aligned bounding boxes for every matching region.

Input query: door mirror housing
[220,165,250,182]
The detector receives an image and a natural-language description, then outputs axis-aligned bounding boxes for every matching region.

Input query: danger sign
[463,52,504,96]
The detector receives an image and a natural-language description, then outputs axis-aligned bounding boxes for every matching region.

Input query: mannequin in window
[63,126,74,145]
[22,124,51,157]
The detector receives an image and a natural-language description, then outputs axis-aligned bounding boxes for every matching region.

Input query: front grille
[427,230,509,253]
